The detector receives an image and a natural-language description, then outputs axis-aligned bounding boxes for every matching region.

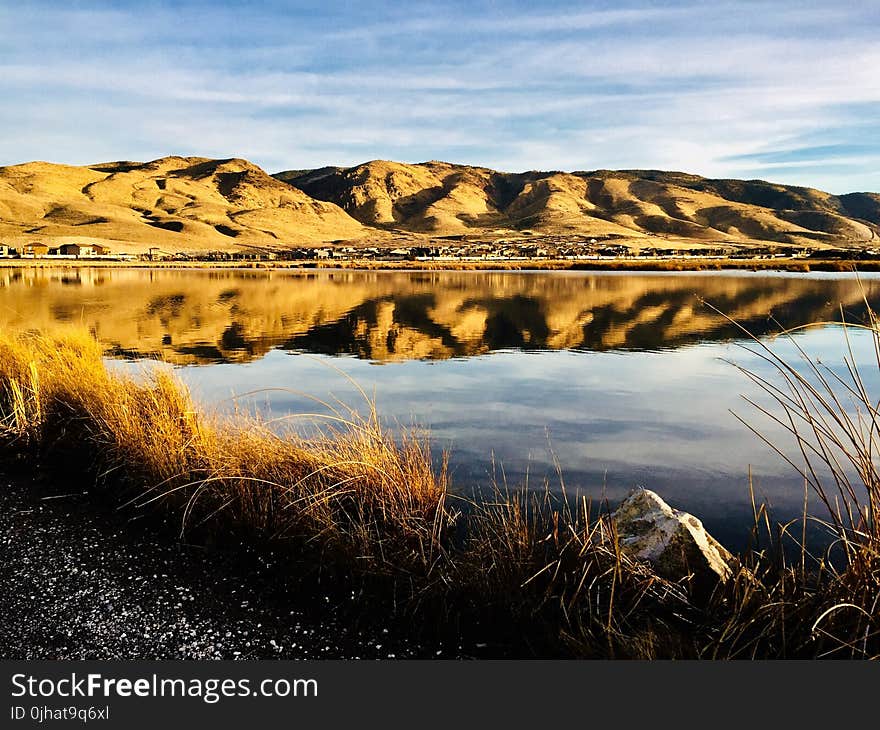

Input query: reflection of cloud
[1,1,879,192]
[181,339,865,548]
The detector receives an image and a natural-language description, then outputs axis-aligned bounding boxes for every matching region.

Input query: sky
[1,0,879,193]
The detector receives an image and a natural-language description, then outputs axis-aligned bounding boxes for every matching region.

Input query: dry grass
[457,487,699,657]
[0,328,701,656]
[714,301,880,658]
[310,258,873,273]
[2,257,876,272]
[0,328,448,574]
[2,326,880,658]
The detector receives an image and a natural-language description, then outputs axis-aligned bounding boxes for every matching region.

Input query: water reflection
[1,268,878,363]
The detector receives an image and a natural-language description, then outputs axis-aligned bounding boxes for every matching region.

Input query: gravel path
[0,473,452,659]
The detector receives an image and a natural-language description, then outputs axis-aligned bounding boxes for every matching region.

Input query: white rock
[611,488,733,584]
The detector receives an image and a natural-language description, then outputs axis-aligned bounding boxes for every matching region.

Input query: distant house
[21,242,49,257]
[58,243,111,257]
[146,247,174,261]
[0,244,13,257]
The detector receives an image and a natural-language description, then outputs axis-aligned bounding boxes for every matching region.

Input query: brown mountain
[0,156,367,253]
[1,155,878,254]
[281,160,880,246]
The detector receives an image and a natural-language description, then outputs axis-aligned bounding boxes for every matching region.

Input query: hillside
[0,156,367,254]
[0,155,878,255]
[281,160,880,247]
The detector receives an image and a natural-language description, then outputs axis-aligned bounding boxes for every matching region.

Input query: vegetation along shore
[2,257,879,273]
[2,326,879,658]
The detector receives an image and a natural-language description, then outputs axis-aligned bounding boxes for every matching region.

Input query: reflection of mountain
[1,268,877,364]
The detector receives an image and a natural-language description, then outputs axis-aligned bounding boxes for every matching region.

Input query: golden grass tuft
[0,328,448,573]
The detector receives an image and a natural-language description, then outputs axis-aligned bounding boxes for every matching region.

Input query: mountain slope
[281,161,880,246]
[0,156,367,252]
[597,170,879,242]
[1,155,877,255]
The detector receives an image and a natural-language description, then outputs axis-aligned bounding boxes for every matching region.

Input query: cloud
[0,1,878,192]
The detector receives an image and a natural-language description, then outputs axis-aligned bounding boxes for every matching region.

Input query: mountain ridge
[1,155,877,254]
[279,160,880,245]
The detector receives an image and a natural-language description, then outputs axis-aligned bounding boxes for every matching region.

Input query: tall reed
[712,299,880,658]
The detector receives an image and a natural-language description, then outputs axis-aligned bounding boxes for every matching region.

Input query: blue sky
[1,0,878,192]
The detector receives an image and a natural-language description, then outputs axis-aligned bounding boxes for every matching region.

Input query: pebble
[0,475,437,659]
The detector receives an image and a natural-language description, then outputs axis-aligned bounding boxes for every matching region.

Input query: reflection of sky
[172,325,880,549]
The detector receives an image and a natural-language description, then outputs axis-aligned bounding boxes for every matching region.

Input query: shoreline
[0,468,447,660]
[2,329,879,659]
[0,257,875,272]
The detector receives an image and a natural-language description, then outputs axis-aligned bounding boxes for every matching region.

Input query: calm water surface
[5,267,879,549]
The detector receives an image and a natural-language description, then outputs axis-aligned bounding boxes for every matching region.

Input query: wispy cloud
[1,0,878,192]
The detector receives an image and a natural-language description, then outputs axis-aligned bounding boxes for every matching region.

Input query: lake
[4,266,879,550]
